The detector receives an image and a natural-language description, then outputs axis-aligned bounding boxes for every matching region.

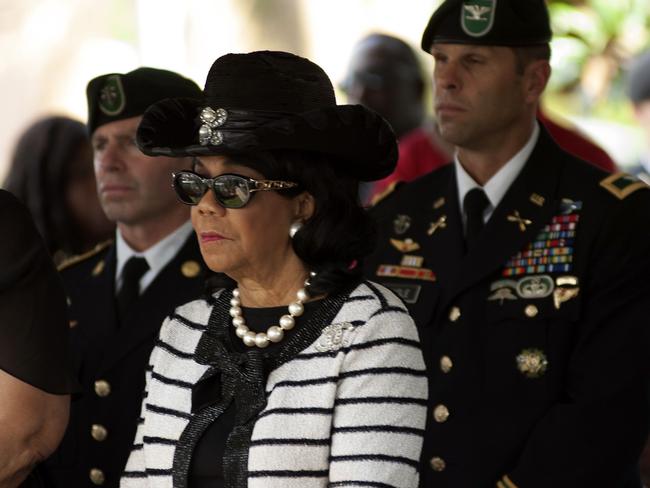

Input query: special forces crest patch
[99,75,126,116]
[461,0,496,37]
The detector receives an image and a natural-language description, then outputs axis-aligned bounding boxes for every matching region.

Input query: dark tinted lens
[213,175,251,208]
[174,172,207,205]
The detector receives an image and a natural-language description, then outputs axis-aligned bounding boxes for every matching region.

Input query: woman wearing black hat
[120,51,427,488]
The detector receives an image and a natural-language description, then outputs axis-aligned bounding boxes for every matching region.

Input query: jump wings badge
[462,0,496,38]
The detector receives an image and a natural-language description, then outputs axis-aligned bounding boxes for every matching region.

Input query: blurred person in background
[3,116,114,265]
[626,49,650,185]
[40,68,207,488]
[0,190,72,488]
[342,33,617,205]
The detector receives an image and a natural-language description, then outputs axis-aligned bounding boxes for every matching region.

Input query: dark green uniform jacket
[365,127,650,488]
[41,235,206,488]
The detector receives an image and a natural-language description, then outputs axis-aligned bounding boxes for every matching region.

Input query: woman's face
[190,155,310,283]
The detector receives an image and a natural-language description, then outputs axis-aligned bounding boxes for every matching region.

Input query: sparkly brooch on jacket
[315,322,356,352]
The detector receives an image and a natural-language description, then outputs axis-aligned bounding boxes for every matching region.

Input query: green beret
[86,67,202,134]
[421,0,552,52]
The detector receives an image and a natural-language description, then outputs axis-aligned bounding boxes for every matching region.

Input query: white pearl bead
[232,289,240,298]
[229,306,241,318]
[296,288,309,302]
[232,316,245,327]
[235,325,248,338]
[230,297,240,307]
[255,333,270,348]
[267,326,284,342]
[288,302,304,316]
[279,314,295,330]
[243,331,256,346]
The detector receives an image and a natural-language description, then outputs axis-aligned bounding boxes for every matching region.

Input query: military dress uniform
[365,127,650,487]
[41,234,206,488]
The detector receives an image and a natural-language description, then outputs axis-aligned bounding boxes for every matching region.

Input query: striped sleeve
[120,316,167,487]
[328,283,428,488]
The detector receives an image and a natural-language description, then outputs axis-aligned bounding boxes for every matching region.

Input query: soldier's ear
[524,60,551,105]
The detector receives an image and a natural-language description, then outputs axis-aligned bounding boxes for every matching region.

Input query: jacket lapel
[439,127,564,312]
[98,235,204,373]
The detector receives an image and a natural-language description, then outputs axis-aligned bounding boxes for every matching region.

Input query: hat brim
[136,98,397,182]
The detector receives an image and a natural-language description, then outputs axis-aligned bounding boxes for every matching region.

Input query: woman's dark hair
[204,150,376,296]
[4,116,101,259]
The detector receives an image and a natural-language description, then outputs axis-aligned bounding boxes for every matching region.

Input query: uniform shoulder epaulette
[599,172,649,200]
[57,239,113,272]
[370,181,402,207]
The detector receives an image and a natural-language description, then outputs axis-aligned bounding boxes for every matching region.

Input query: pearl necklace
[229,277,311,348]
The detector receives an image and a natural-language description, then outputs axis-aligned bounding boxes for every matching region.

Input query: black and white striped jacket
[121,281,428,488]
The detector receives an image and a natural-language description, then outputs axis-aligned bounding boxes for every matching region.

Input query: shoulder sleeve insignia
[370,181,400,207]
[57,239,113,272]
[599,172,649,200]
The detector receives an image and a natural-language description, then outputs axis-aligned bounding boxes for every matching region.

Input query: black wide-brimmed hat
[86,67,202,134]
[136,51,397,181]
[421,0,552,52]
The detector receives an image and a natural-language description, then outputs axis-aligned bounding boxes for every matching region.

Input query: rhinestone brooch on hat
[199,107,228,146]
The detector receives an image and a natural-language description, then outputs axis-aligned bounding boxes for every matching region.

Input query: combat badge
[516,348,548,378]
[559,198,582,215]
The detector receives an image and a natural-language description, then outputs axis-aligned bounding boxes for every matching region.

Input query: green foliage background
[547,0,650,123]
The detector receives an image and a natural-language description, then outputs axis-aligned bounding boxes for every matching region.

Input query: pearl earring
[289,221,303,238]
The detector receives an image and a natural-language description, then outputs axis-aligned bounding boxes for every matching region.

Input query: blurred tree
[547,0,650,120]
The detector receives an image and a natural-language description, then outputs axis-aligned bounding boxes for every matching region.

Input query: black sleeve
[506,190,650,487]
[0,190,73,394]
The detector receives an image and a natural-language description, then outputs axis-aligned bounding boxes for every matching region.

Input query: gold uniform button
[89,468,105,485]
[433,404,450,423]
[91,424,108,442]
[430,456,446,472]
[448,306,461,322]
[440,355,453,373]
[94,380,111,397]
[525,304,539,318]
[181,260,201,278]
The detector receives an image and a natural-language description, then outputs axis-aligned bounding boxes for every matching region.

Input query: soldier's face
[92,116,190,226]
[431,43,536,151]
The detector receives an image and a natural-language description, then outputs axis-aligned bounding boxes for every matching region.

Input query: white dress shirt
[115,220,194,294]
[455,122,540,230]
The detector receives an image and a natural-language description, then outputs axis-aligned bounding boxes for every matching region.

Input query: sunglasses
[172,170,299,208]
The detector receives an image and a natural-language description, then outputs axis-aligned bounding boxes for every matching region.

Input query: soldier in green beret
[40,68,208,488]
[365,0,650,486]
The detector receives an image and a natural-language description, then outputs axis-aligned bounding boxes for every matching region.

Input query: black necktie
[464,188,490,253]
[116,256,149,323]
